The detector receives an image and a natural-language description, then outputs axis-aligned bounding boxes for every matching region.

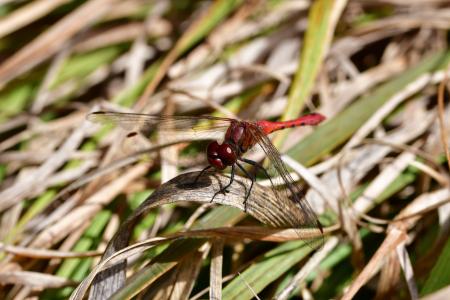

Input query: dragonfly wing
[87,111,233,142]
[248,125,324,247]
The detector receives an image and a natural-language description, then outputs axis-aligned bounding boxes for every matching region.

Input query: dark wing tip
[317,220,324,234]
[127,132,138,138]
[86,111,106,122]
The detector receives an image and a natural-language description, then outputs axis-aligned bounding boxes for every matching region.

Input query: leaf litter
[0,1,449,299]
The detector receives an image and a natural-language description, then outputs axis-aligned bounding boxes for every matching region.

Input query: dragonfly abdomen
[256,113,326,134]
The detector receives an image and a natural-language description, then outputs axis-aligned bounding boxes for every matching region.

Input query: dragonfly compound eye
[206,142,236,170]
[207,141,225,170]
[217,143,237,166]
[207,141,220,158]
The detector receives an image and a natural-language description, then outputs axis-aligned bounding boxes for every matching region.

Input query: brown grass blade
[29,163,150,248]
[0,242,101,259]
[343,188,450,299]
[0,0,118,87]
[210,239,224,300]
[0,270,76,289]
[396,243,419,299]
[70,237,176,300]
[437,68,450,172]
[0,115,94,212]
[170,250,204,300]
[0,0,70,39]
[83,171,323,299]
[341,226,408,300]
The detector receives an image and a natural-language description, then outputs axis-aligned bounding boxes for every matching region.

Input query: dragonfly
[88,111,326,238]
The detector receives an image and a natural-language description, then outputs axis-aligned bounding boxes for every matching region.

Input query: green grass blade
[274,0,347,147]
[284,0,347,120]
[174,0,243,57]
[43,210,111,299]
[288,51,449,165]
[113,59,161,107]
[53,47,123,86]
[222,240,313,300]
[420,237,450,296]
[134,0,242,109]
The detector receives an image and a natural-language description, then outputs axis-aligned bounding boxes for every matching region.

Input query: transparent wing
[248,125,324,247]
[87,111,233,143]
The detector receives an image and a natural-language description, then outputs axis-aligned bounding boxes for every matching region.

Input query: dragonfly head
[207,141,237,170]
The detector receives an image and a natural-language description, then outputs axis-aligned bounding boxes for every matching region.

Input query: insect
[88,111,325,236]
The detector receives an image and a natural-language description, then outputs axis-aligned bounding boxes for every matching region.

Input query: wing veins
[249,125,322,233]
[87,111,232,139]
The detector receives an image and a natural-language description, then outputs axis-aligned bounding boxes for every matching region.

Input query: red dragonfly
[88,111,325,239]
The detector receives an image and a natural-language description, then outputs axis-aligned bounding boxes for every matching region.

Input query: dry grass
[0,1,450,299]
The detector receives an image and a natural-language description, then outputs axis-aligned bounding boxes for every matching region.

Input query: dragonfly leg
[236,162,254,212]
[192,165,212,184]
[211,165,235,202]
[239,158,274,187]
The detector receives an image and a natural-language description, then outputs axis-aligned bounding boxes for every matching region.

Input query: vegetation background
[0,0,449,299]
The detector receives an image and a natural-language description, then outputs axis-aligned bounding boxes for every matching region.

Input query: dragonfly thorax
[224,122,255,153]
[207,122,257,170]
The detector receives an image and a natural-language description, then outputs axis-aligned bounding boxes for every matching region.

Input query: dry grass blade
[341,226,408,300]
[51,141,184,203]
[135,0,242,110]
[275,236,339,300]
[143,248,205,300]
[126,171,320,230]
[29,163,150,249]
[2,1,450,299]
[74,20,170,53]
[437,68,450,172]
[396,242,419,299]
[394,189,450,227]
[169,250,204,300]
[0,0,70,39]
[210,239,224,300]
[178,225,334,243]
[344,73,434,150]
[0,116,93,212]
[421,285,450,300]
[0,111,86,152]
[0,242,101,259]
[70,237,175,300]
[0,0,118,86]
[343,188,450,299]
[375,250,402,298]
[85,171,323,299]
[0,270,76,289]
[353,151,417,214]
[281,155,337,213]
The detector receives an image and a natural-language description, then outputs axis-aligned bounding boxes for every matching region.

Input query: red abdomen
[256,113,325,134]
